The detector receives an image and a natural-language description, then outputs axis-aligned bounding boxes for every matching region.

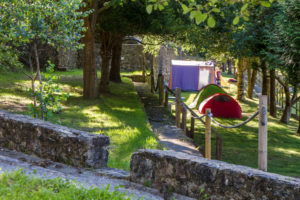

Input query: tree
[79,0,275,97]
[110,34,124,82]
[81,0,100,98]
[0,0,86,119]
[265,0,300,124]
[96,0,185,93]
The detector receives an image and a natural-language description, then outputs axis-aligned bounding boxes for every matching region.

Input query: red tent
[199,93,242,118]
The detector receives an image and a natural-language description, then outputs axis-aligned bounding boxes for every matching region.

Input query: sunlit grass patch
[0,170,135,200]
[0,69,160,170]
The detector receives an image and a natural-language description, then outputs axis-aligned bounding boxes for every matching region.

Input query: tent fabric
[169,60,216,91]
[171,65,200,90]
[199,93,242,118]
[189,84,227,109]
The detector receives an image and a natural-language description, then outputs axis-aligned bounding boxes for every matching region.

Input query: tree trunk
[297,116,300,135]
[261,62,268,96]
[276,76,292,124]
[281,89,292,124]
[221,63,226,72]
[33,40,44,119]
[227,59,232,75]
[269,69,277,117]
[109,34,123,83]
[99,30,114,94]
[82,0,98,99]
[150,55,155,93]
[246,61,252,99]
[247,62,257,99]
[236,58,245,101]
[142,53,146,79]
[28,45,34,74]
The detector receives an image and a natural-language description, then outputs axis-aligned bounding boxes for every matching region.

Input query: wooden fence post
[216,137,223,160]
[258,95,268,171]
[164,88,168,107]
[181,107,187,134]
[175,88,182,128]
[190,117,195,138]
[205,108,211,159]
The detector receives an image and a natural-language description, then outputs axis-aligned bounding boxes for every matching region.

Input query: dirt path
[134,82,202,156]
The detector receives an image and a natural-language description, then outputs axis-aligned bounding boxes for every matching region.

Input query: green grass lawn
[178,73,300,178]
[0,69,160,170]
[0,170,134,200]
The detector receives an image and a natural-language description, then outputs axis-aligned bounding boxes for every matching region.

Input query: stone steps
[0,148,194,200]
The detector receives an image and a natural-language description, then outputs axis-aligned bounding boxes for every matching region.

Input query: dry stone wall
[130,149,300,200]
[0,110,109,168]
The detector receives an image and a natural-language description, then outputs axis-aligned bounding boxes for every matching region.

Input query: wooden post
[175,88,182,128]
[181,107,187,134]
[190,117,195,139]
[216,137,223,160]
[258,95,268,171]
[158,75,164,105]
[164,88,168,107]
[216,137,220,160]
[205,108,211,159]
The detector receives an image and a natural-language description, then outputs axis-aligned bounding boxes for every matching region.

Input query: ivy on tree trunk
[247,61,257,99]
[236,58,245,101]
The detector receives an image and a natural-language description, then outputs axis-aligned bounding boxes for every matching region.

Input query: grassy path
[0,70,160,170]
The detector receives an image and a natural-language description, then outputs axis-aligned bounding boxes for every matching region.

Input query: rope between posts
[208,110,259,128]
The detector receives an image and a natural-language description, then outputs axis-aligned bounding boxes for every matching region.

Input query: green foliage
[0,44,23,70]
[28,62,69,121]
[265,0,300,87]
[199,188,208,200]
[0,169,134,200]
[0,0,87,50]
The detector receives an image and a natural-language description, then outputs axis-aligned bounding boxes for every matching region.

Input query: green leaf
[233,16,240,25]
[212,8,220,13]
[181,4,190,14]
[194,11,202,25]
[146,5,153,14]
[201,13,208,21]
[260,1,271,7]
[207,16,216,28]
[241,4,248,12]
[158,4,164,11]
[243,16,249,21]
[190,11,197,18]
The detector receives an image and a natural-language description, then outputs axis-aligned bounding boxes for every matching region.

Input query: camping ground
[0,70,299,178]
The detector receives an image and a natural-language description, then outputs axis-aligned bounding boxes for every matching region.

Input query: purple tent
[169,60,216,91]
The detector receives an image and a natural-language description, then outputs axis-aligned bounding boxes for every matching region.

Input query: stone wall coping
[0,110,108,142]
[133,149,300,185]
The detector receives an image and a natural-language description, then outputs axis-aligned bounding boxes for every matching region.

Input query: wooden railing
[161,79,223,160]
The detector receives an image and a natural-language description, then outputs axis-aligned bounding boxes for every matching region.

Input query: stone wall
[120,44,144,71]
[0,111,109,168]
[130,149,300,200]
